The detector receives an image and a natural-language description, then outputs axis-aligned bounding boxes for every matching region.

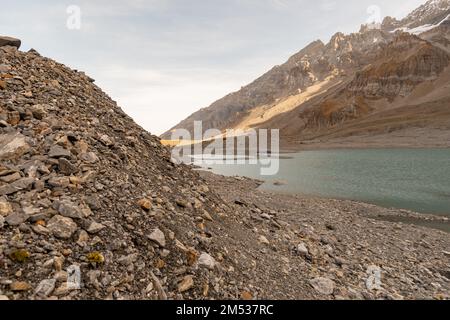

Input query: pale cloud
[76,0,170,17]
[97,69,243,135]
[270,0,290,9]
[320,1,337,12]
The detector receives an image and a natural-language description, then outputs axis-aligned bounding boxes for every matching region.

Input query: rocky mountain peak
[380,16,401,32]
[163,0,450,146]
[381,0,450,34]
[287,39,325,63]
[359,23,382,33]
[408,0,450,20]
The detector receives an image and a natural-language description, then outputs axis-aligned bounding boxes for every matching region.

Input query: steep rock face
[303,96,372,131]
[420,24,450,52]
[296,34,450,131]
[253,29,450,139]
[348,34,450,98]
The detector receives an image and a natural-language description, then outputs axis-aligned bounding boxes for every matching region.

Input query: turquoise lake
[199,149,450,218]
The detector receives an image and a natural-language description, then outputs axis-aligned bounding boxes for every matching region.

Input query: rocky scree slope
[0,42,243,300]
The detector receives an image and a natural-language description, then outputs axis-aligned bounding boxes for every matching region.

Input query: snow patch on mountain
[393,12,450,35]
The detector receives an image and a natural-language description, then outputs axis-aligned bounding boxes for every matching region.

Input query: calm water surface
[199,149,450,218]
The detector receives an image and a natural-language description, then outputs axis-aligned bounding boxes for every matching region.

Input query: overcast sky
[1,0,426,135]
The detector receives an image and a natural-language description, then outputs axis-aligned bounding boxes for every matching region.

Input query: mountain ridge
[162,0,450,148]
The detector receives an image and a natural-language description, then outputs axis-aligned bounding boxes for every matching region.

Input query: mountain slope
[162,28,394,139]
[381,0,450,33]
[163,0,450,148]
[257,31,450,146]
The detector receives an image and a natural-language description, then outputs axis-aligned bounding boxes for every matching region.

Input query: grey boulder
[0,36,21,49]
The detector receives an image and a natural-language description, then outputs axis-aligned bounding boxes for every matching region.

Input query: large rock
[0,198,13,216]
[0,133,30,160]
[79,152,99,163]
[58,158,78,175]
[10,281,31,292]
[0,177,35,196]
[34,279,56,297]
[296,242,309,256]
[5,212,28,226]
[47,215,78,239]
[0,172,21,183]
[0,36,21,49]
[178,275,194,293]
[309,277,335,295]
[148,228,166,247]
[86,220,105,234]
[53,200,82,219]
[258,235,270,245]
[48,145,71,159]
[47,176,70,188]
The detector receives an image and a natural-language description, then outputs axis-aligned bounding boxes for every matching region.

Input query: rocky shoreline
[279,127,450,151]
[198,171,450,299]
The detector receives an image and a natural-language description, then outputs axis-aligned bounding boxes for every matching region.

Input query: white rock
[77,230,89,246]
[258,235,270,245]
[99,134,114,146]
[53,200,82,219]
[148,228,166,247]
[35,279,56,297]
[178,275,194,293]
[198,252,216,270]
[0,198,13,216]
[309,277,335,295]
[261,213,271,220]
[47,215,78,239]
[117,253,138,266]
[0,133,30,160]
[297,242,309,256]
[86,221,105,234]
